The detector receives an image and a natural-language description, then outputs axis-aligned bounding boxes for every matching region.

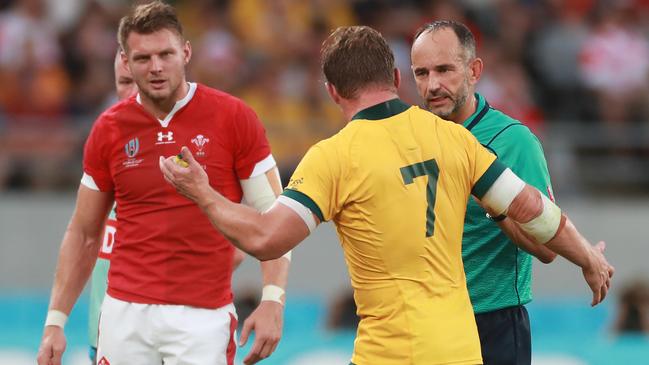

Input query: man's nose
[427,75,441,93]
[150,56,163,73]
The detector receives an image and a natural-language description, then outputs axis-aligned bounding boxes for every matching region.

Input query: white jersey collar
[136,82,197,128]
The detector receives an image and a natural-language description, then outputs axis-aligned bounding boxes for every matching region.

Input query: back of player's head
[414,20,476,63]
[321,26,395,99]
[118,0,183,52]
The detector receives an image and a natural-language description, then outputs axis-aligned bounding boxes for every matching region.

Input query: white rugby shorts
[96,294,238,365]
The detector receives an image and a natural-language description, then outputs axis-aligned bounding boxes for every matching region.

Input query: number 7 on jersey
[400,159,440,237]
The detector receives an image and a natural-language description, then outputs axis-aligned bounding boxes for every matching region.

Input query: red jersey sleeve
[83,117,114,192]
[232,102,272,179]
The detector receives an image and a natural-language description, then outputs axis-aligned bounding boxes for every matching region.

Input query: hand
[36,326,66,365]
[582,241,615,306]
[159,146,211,205]
[239,300,284,364]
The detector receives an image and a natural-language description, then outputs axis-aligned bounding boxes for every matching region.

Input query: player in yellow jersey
[160,26,614,365]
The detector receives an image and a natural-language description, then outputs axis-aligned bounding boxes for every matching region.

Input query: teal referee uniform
[462,93,553,365]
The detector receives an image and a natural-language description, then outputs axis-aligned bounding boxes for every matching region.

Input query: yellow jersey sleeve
[282,139,347,222]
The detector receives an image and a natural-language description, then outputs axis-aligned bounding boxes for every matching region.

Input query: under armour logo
[158,131,174,142]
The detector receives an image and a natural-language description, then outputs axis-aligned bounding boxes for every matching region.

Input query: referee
[411,20,557,365]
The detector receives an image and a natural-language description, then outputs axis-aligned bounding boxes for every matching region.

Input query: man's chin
[426,105,452,119]
[142,89,169,102]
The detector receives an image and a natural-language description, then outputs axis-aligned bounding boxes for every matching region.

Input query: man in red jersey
[37,2,289,365]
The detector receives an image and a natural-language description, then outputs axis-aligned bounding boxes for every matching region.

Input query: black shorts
[474,305,531,365]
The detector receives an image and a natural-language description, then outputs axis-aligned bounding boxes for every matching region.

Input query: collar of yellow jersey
[351,98,411,121]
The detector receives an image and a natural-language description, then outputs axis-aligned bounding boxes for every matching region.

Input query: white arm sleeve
[275,195,318,233]
[80,172,100,191]
[481,168,562,244]
[480,168,526,216]
[240,170,278,212]
[240,165,294,260]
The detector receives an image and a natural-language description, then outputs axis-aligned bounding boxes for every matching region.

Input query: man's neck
[341,89,400,121]
[140,81,190,121]
[453,92,478,125]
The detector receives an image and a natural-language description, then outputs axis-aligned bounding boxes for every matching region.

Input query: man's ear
[183,40,192,65]
[468,57,483,85]
[394,68,401,89]
[326,82,341,104]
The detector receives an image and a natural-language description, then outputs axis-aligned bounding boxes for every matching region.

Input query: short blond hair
[118,1,183,52]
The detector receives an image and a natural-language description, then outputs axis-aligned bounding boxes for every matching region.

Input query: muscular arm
[38,184,113,365]
[480,173,614,306]
[160,147,311,261]
[496,218,557,264]
[49,185,114,315]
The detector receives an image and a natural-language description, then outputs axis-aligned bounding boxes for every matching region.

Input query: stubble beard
[427,79,469,121]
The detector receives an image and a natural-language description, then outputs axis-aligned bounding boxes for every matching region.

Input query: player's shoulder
[93,96,139,131]
[484,109,540,147]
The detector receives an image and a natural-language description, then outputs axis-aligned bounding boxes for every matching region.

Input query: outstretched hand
[159,146,211,205]
[582,241,614,306]
[239,301,284,364]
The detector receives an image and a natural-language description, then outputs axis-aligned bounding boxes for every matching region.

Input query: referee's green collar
[351,98,411,121]
[462,93,487,129]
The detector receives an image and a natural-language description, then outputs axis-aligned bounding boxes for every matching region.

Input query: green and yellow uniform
[283,99,506,365]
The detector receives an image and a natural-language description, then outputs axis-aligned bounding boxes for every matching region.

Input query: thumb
[239,319,253,347]
[180,146,196,164]
[595,241,606,253]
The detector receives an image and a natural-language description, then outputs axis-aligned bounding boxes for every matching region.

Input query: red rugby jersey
[83,83,271,308]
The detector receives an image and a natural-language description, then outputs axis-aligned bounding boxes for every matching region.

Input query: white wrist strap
[261,285,285,305]
[45,310,68,328]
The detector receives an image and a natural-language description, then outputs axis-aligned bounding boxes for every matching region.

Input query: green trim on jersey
[462,93,553,314]
[282,189,324,222]
[471,160,507,199]
[351,98,410,121]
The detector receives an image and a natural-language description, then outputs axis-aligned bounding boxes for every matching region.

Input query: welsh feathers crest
[191,134,210,156]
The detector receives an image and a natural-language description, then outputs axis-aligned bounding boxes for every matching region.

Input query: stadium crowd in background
[1,0,649,190]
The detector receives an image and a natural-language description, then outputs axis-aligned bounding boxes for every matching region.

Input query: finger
[600,280,608,303]
[243,352,260,365]
[36,347,49,365]
[258,339,276,360]
[160,157,180,183]
[159,156,173,178]
[52,348,63,365]
[180,146,196,165]
[591,283,601,307]
[596,241,606,252]
[245,336,265,364]
[239,319,253,347]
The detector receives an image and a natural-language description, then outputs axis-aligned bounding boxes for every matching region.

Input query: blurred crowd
[1,0,649,191]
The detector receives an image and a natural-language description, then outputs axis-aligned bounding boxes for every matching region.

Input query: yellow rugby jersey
[283,99,505,365]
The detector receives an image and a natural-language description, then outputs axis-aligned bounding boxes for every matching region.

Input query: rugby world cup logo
[124,137,140,158]
[191,134,210,156]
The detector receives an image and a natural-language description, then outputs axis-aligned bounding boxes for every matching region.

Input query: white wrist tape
[519,193,562,244]
[261,285,285,305]
[276,195,317,232]
[44,310,68,328]
[282,250,292,262]
[481,168,526,216]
